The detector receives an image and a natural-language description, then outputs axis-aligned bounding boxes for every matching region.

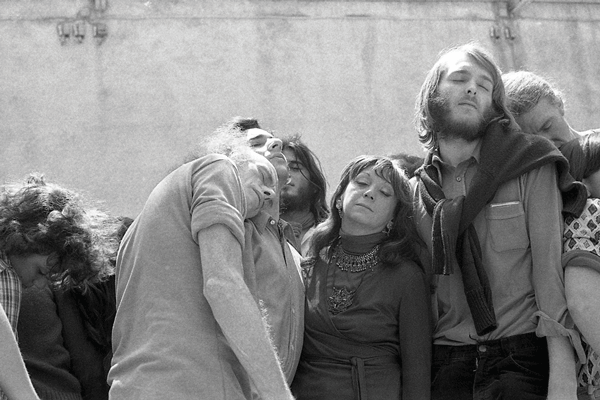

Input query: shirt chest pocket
[485,201,529,252]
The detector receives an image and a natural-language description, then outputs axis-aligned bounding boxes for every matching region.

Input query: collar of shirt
[249,210,278,234]
[248,211,297,246]
[431,142,482,185]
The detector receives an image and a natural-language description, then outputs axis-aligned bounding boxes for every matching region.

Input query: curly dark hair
[0,174,120,289]
[309,155,420,266]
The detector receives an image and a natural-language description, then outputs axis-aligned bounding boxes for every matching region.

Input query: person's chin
[268,156,288,170]
[280,191,296,202]
[450,111,480,126]
[246,209,260,219]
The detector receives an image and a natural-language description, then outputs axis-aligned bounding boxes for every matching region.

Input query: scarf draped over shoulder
[415,122,587,335]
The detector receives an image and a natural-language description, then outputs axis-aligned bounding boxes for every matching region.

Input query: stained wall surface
[1,0,598,217]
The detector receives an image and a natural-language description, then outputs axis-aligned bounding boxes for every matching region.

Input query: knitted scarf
[416,122,587,336]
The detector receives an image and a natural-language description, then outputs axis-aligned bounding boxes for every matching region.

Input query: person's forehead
[442,52,493,82]
[246,128,273,141]
[283,148,298,161]
[357,167,392,183]
[517,97,556,127]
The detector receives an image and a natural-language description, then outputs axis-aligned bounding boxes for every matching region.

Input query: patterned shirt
[0,252,22,335]
[0,252,23,400]
[564,198,600,389]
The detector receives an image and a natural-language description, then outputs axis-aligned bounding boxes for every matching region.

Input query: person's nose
[466,81,477,96]
[363,188,374,200]
[263,187,275,199]
[267,138,283,154]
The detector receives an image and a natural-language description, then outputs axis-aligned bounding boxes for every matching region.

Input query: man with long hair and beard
[280,134,329,255]
[411,42,587,400]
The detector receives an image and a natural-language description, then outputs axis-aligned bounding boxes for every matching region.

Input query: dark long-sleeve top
[18,285,83,400]
[292,232,431,400]
[18,283,113,400]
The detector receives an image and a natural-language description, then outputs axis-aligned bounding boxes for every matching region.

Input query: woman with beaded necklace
[291,155,431,400]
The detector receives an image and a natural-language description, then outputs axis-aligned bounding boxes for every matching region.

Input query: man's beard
[429,92,496,142]
[280,187,314,214]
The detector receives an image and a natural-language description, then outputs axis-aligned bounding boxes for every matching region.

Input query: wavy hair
[309,155,419,266]
[502,70,565,117]
[414,42,517,150]
[281,134,329,223]
[0,174,120,290]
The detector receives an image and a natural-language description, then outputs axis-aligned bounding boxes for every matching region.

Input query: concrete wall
[1,0,599,217]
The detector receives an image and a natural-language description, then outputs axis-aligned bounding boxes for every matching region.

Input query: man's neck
[280,208,313,227]
[262,198,281,220]
[438,137,482,167]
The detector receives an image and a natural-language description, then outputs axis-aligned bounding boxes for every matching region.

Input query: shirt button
[456,177,462,182]
[478,345,487,352]
[270,220,276,225]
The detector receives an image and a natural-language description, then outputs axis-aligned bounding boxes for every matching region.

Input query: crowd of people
[1,41,599,400]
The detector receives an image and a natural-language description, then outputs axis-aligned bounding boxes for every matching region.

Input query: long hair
[502,70,565,117]
[0,174,120,290]
[309,155,419,266]
[281,134,329,223]
[414,42,517,150]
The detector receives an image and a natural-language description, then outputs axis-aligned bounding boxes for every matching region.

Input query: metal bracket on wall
[73,20,86,43]
[489,24,516,41]
[489,26,501,40]
[93,23,108,45]
[56,0,108,45]
[504,26,516,40]
[57,22,72,45]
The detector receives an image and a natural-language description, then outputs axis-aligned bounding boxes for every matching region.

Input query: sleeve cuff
[533,310,585,363]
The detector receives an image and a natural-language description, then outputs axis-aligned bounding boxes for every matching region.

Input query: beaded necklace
[333,243,381,272]
[327,243,381,315]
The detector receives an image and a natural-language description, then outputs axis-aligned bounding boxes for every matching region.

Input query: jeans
[431,332,549,400]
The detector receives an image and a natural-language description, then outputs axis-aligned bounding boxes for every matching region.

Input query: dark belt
[433,332,546,361]
[304,354,398,400]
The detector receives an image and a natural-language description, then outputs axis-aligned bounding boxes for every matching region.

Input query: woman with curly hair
[0,174,118,289]
[291,155,431,399]
[0,174,119,400]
